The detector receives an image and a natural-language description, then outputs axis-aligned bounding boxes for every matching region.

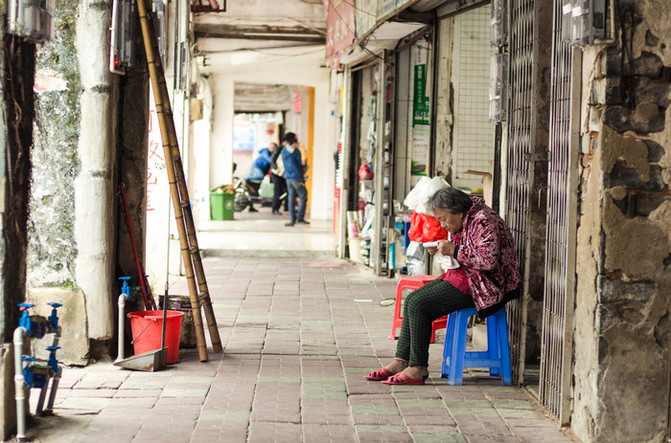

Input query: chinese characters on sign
[411,44,431,176]
[413,64,430,126]
[324,0,355,59]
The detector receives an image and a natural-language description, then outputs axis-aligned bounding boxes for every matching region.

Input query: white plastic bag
[405,241,427,276]
[403,176,450,214]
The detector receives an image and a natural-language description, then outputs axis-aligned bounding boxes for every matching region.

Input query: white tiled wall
[451,7,497,190]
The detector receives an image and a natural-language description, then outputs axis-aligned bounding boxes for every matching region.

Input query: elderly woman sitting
[366,187,521,385]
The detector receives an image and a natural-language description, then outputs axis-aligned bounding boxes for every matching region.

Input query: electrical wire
[325,0,385,62]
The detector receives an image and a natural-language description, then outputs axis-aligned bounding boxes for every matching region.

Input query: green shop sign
[413,64,430,126]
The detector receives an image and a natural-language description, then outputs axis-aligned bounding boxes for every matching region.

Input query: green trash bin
[210,188,234,220]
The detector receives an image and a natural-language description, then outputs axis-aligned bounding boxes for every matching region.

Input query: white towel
[436,232,460,271]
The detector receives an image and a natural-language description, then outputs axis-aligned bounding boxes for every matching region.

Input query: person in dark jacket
[280,132,309,226]
[270,142,287,215]
[365,187,520,385]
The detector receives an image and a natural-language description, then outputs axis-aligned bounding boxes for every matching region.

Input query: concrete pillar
[74,0,117,341]
[433,17,454,181]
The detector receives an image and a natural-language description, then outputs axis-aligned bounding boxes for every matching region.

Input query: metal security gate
[539,0,579,424]
[504,0,536,384]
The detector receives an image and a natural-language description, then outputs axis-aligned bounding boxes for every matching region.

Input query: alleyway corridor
[27,211,574,442]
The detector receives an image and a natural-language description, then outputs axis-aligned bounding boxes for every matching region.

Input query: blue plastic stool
[441,306,512,385]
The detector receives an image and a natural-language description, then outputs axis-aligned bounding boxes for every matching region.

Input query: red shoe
[365,368,393,381]
[381,373,425,386]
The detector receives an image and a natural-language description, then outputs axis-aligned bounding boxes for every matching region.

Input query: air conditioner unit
[490,0,507,47]
[7,0,54,43]
[151,0,167,65]
[489,53,508,122]
[563,0,608,46]
[109,0,137,74]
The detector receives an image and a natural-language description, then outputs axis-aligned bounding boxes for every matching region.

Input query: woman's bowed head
[425,187,473,258]
[366,187,521,386]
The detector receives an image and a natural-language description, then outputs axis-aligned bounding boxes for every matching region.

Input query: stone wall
[29,0,81,288]
[573,1,671,441]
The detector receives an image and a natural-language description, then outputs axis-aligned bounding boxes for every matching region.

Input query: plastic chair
[441,305,512,385]
[388,275,447,343]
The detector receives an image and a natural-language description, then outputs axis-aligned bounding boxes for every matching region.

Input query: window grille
[504,0,536,384]
[539,0,579,424]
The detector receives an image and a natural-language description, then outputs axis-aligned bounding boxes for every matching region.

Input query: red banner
[323,0,356,59]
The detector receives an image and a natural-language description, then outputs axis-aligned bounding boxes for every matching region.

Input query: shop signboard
[411,125,430,176]
[233,125,255,151]
[324,0,355,58]
[412,64,430,125]
[411,44,430,176]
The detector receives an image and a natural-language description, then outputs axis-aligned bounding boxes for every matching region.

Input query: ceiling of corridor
[193,0,327,55]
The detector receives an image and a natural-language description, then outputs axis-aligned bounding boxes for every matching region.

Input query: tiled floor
[24,208,575,442]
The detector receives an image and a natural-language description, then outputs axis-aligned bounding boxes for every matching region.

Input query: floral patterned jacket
[454,197,521,317]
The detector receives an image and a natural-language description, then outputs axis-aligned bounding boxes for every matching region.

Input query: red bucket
[128,310,185,364]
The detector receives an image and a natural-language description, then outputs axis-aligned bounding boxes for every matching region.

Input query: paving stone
[302,423,357,442]
[113,388,162,398]
[56,396,112,413]
[356,424,413,442]
[248,422,302,443]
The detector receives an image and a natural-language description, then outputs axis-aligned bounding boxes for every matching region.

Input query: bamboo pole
[135,0,212,361]
[181,209,223,352]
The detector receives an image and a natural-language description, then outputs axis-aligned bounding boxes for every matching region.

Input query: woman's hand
[437,240,456,257]
[426,246,438,256]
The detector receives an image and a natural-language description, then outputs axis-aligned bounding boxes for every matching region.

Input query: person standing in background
[281,132,309,227]
[270,140,287,215]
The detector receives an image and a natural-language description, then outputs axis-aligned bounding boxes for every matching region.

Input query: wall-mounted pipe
[13,327,27,442]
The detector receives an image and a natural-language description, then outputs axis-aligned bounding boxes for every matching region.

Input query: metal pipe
[35,375,49,415]
[44,370,61,415]
[13,327,27,442]
[44,326,62,415]
[115,293,126,362]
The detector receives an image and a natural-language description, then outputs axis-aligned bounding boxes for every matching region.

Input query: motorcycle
[233,175,276,212]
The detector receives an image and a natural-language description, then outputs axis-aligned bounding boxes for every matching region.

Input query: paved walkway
[26,253,574,442]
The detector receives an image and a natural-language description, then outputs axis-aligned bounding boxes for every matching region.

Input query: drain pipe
[13,327,27,442]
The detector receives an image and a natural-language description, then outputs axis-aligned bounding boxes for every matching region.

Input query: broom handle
[118,183,155,310]
[135,0,211,361]
[161,285,168,352]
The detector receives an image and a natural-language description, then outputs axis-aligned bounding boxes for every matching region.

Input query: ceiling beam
[194,24,326,43]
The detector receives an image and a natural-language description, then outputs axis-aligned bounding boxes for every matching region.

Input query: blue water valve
[47,302,62,331]
[18,303,34,332]
[22,356,35,386]
[46,346,61,375]
[119,276,132,299]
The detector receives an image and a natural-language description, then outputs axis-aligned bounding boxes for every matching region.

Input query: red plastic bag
[407,212,447,243]
[358,163,374,180]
